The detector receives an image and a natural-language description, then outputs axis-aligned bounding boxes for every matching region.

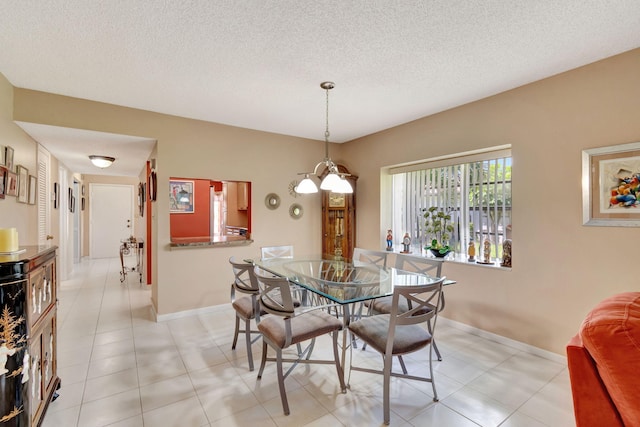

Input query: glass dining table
[249,257,454,370]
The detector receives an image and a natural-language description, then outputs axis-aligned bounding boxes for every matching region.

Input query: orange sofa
[566,292,640,427]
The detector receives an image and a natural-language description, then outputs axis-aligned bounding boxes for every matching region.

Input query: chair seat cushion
[258,310,343,348]
[232,296,256,319]
[579,292,640,427]
[349,314,432,355]
[369,296,435,316]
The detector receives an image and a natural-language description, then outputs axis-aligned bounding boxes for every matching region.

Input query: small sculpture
[501,239,512,267]
[386,229,393,251]
[401,233,411,253]
[483,238,491,263]
[467,241,475,262]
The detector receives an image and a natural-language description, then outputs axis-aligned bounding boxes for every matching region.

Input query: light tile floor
[42,258,576,426]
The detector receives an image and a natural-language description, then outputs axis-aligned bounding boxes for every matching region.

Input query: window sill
[387,248,511,271]
[444,252,511,271]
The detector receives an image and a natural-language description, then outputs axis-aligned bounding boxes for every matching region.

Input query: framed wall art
[582,141,640,227]
[6,171,17,197]
[4,146,13,171]
[148,171,157,202]
[53,182,59,209]
[28,175,37,205]
[68,187,74,212]
[169,179,194,213]
[0,166,6,199]
[16,165,28,203]
[138,182,145,217]
[0,145,5,166]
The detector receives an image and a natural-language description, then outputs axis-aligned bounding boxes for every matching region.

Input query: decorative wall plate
[265,193,280,210]
[289,203,303,219]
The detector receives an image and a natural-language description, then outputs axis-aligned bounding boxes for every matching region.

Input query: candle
[0,228,19,252]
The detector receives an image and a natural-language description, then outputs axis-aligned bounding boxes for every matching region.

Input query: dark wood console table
[0,245,59,426]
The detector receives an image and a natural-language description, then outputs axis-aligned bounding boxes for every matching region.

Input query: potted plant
[423,206,454,257]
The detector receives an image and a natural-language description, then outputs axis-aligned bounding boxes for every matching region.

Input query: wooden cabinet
[321,166,357,260]
[0,246,59,426]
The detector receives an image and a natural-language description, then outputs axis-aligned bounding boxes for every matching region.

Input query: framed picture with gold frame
[328,192,345,208]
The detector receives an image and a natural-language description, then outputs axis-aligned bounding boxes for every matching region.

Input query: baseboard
[152,302,232,322]
[438,317,567,365]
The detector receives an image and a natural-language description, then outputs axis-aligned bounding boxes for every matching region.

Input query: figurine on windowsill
[401,233,411,253]
[501,239,512,267]
[467,241,475,262]
[386,229,393,251]
[477,238,493,264]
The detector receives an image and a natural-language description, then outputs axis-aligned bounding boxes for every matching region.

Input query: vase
[430,248,451,258]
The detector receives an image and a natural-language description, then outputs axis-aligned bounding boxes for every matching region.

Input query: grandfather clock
[321,165,357,260]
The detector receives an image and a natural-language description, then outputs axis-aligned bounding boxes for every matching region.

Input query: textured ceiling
[1,1,640,175]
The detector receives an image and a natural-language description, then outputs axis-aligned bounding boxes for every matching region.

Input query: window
[390,148,512,261]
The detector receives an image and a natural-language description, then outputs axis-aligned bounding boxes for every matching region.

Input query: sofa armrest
[566,334,623,427]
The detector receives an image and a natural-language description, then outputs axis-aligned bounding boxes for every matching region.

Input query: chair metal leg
[331,331,347,393]
[432,339,442,361]
[398,355,408,375]
[427,320,442,361]
[383,354,392,425]
[244,318,254,371]
[276,348,290,415]
[231,315,240,349]
[257,340,268,379]
[429,343,439,402]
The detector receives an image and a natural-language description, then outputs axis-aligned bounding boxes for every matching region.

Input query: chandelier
[295,82,353,194]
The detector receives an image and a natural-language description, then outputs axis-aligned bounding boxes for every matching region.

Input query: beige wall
[0,74,38,244]
[12,90,328,316]
[5,47,639,354]
[342,48,640,354]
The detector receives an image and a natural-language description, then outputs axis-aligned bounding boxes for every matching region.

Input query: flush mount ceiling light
[89,155,115,168]
[295,82,353,194]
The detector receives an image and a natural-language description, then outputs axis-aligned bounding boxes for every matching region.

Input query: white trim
[389,145,512,175]
[439,317,567,365]
[152,302,232,322]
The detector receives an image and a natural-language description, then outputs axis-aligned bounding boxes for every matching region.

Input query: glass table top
[252,258,450,304]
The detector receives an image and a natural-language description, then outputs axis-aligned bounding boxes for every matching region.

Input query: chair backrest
[352,248,388,268]
[394,253,443,278]
[229,256,259,294]
[389,278,445,329]
[261,245,294,260]
[254,266,295,316]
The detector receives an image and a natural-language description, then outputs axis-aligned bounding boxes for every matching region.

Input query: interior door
[90,184,134,259]
[37,145,51,245]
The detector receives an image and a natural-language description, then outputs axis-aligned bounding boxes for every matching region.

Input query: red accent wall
[170,178,210,237]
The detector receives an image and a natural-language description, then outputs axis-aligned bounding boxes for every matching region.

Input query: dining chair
[352,247,388,267]
[260,245,294,260]
[365,254,445,360]
[253,265,347,416]
[348,277,445,425]
[229,256,262,371]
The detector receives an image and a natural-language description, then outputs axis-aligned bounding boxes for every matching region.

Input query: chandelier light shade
[295,82,353,194]
[89,155,116,168]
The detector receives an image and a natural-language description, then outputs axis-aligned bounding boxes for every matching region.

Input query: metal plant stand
[119,237,144,284]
